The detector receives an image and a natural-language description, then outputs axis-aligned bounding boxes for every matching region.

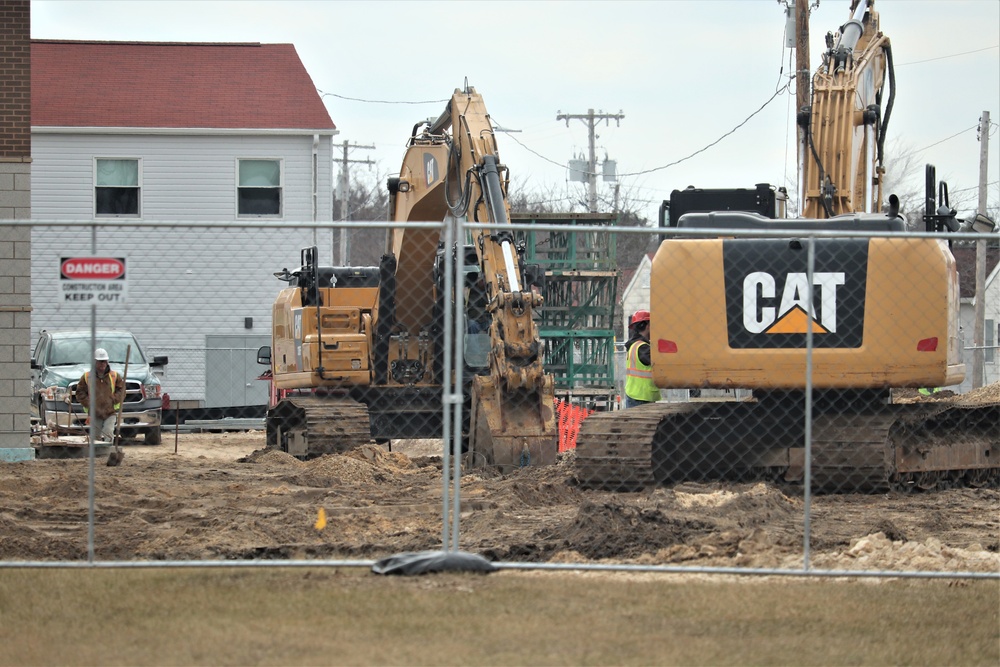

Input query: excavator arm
[800,0,894,218]
[387,85,556,470]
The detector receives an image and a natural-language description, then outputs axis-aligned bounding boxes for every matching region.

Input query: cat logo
[424,153,438,187]
[723,238,867,349]
[743,271,845,334]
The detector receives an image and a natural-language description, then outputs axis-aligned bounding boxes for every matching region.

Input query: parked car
[30,330,167,444]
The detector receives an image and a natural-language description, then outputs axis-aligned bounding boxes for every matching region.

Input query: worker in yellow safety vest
[624,310,661,408]
[75,347,125,442]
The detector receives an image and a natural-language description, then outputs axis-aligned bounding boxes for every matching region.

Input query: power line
[490,118,566,169]
[325,78,793,195]
[949,180,999,195]
[618,81,792,178]
[895,44,999,67]
[498,81,792,186]
[914,124,979,153]
[317,89,448,105]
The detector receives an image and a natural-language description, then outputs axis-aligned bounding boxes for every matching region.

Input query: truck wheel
[145,427,162,446]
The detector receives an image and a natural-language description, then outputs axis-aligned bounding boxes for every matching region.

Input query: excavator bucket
[468,375,557,472]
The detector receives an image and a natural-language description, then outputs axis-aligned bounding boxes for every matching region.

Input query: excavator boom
[800,0,893,218]
[388,87,556,470]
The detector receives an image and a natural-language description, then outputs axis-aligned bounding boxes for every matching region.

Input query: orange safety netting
[553,398,596,452]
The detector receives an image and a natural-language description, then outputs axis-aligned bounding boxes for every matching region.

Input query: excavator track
[574,399,999,494]
[574,403,700,490]
[266,396,372,458]
[886,400,1000,492]
[797,401,999,492]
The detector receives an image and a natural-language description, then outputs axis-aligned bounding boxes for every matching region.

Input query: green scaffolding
[513,213,619,400]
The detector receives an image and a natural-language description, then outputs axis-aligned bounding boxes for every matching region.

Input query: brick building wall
[0,0,32,456]
[0,0,30,158]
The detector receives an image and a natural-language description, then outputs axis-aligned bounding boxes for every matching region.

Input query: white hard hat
[94,348,110,361]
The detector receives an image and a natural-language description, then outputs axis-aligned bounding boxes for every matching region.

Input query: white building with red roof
[31,39,336,221]
[30,40,341,416]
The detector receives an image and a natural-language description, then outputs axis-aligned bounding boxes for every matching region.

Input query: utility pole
[557,109,624,213]
[336,140,375,265]
[794,0,810,207]
[972,111,990,388]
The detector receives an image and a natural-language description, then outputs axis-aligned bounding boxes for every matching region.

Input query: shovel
[107,345,130,467]
[63,394,74,440]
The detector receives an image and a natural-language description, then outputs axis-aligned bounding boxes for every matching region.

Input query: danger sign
[60,256,128,305]
[61,257,126,279]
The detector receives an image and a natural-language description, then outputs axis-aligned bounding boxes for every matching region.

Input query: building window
[95,158,140,216]
[238,159,282,216]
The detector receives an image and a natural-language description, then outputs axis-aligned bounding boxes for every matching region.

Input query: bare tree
[880,138,936,229]
[880,137,996,230]
[334,169,390,266]
[507,176,583,214]
[599,181,658,271]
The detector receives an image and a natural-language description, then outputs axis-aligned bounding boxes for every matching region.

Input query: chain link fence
[7,219,999,577]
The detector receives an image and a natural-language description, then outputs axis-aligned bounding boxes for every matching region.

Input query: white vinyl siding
[29,224,346,404]
[32,133,330,221]
[983,263,999,383]
[30,130,336,405]
[957,261,1000,391]
[987,319,995,364]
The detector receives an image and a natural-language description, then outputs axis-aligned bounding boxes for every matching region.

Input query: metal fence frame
[4,217,998,580]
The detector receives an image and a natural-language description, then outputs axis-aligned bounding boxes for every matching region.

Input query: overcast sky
[32,0,1000,222]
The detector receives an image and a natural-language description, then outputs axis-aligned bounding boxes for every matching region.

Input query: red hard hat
[630,310,651,326]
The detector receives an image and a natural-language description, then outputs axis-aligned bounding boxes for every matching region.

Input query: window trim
[94,157,142,218]
[236,157,284,218]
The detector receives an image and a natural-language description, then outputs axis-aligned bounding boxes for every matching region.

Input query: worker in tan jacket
[74,348,125,442]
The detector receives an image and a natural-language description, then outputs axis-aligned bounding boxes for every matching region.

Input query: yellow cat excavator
[259,85,557,470]
[574,0,998,492]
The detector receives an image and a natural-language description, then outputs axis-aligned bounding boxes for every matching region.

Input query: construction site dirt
[4,385,998,574]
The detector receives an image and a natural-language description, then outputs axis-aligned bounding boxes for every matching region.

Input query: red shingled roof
[31,40,335,131]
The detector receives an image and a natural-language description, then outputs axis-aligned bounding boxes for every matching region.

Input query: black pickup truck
[30,330,168,444]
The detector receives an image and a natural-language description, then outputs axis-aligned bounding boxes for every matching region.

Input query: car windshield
[47,336,146,366]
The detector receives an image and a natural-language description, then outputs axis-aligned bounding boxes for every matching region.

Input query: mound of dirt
[895,382,999,405]
[957,381,1000,405]
[239,448,305,466]
[1,432,997,571]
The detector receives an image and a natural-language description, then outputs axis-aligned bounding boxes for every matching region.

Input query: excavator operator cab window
[464,273,488,317]
[297,273,322,307]
[463,265,490,369]
[464,332,490,369]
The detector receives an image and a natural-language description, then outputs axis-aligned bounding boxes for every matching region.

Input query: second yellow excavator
[574,0,998,492]
[259,86,557,471]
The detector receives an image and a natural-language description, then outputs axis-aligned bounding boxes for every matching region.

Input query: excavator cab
[660,183,785,228]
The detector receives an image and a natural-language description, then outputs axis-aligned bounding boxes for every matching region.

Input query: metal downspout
[312,134,319,247]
